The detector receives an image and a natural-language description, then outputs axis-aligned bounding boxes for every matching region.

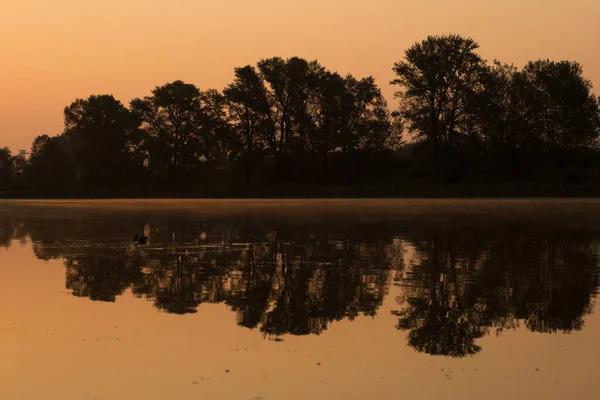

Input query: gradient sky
[1,0,599,152]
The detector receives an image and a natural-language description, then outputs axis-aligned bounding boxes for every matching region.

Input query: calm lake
[1,199,600,400]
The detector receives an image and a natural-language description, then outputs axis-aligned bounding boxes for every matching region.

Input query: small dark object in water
[133,233,148,244]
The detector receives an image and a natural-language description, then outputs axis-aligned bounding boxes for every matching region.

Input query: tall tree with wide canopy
[391,34,487,168]
[0,147,13,190]
[257,57,324,158]
[308,72,391,175]
[26,134,75,190]
[519,60,600,156]
[224,58,391,181]
[199,89,237,170]
[223,65,272,182]
[131,80,207,178]
[63,95,137,186]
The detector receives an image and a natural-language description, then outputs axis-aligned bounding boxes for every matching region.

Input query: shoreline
[2,183,600,200]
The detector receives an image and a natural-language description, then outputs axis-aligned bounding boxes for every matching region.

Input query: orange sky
[1,0,599,153]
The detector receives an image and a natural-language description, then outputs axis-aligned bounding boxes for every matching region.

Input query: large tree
[223,58,391,182]
[199,89,236,170]
[223,66,272,182]
[131,81,217,178]
[26,135,75,190]
[0,147,13,190]
[467,61,525,178]
[256,57,323,158]
[338,75,391,153]
[519,60,600,156]
[391,34,487,168]
[63,94,137,186]
[308,72,391,177]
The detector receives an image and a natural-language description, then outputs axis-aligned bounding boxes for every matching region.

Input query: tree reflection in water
[1,210,598,357]
[394,224,600,357]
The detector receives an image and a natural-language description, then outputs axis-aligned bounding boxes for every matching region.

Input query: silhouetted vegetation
[0,212,396,336]
[394,223,600,357]
[1,203,598,354]
[2,34,598,197]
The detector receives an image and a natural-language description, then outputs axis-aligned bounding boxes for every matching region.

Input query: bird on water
[132,233,148,245]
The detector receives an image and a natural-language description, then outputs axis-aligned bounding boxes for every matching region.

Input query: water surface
[1,199,600,400]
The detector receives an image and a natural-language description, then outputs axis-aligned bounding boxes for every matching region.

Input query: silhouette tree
[63,95,137,187]
[30,134,51,159]
[4,36,600,195]
[10,153,27,186]
[309,71,347,175]
[0,147,14,190]
[199,89,236,171]
[26,135,75,190]
[309,73,391,181]
[337,75,391,153]
[519,60,600,160]
[257,57,323,160]
[391,34,486,177]
[223,65,272,182]
[467,62,516,176]
[220,58,393,183]
[131,80,218,180]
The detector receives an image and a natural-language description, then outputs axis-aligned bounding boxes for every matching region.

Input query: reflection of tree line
[126,240,393,336]
[1,216,398,338]
[395,229,600,357]
[1,215,599,357]
[130,238,394,336]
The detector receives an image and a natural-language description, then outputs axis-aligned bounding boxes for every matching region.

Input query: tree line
[1,34,599,194]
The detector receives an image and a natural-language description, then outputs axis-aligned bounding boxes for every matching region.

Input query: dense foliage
[1,35,599,194]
